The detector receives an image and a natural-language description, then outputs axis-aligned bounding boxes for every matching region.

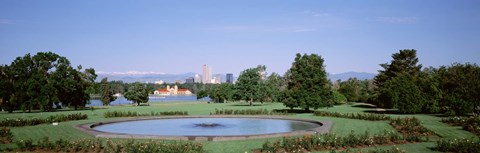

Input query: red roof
[178,89,190,92]
[156,89,169,92]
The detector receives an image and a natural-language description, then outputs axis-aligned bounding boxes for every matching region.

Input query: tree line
[371,49,479,115]
[0,52,96,112]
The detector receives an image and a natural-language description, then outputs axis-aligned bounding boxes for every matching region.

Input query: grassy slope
[0,102,475,153]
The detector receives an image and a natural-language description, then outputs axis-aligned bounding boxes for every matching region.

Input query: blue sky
[1,0,479,76]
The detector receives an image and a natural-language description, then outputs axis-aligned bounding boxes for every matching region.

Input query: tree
[437,63,480,115]
[283,53,334,111]
[124,83,149,106]
[210,83,235,103]
[338,77,361,102]
[373,49,422,108]
[263,73,281,102]
[380,73,425,113]
[100,77,116,106]
[235,66,264,106]
[0,65,16,112]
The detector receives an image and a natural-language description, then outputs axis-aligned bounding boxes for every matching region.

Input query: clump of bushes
[211,108,289,115]
[0,127,13,144]
[103,110,188,118]
[15,137,205,153]
[441,116,480,136]
[260,130,425,153]
[433,138,480,153]
[313,111,391,121]
[389,117,434,137]
[0,113,88,127]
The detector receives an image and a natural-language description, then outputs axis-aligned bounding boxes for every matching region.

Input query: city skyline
[1,1,479,76]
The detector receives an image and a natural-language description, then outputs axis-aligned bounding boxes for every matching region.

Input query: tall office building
[202,64,212,84]
[226,73,234,84]
[214,74,222,84]
[185,77,194,84]
[194,74,202,83]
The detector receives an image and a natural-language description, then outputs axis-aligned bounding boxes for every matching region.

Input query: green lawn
[0,101,476,153]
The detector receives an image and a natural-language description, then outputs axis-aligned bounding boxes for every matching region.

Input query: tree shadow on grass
[229,104,265,106]
[272,109,314,114]
[363,110,403,114]
[351,104,377,109]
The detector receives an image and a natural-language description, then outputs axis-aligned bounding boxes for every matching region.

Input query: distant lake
[88,95,209,106]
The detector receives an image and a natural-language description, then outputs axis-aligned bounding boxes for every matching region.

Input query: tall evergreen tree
[373,49,422,108]
[283,53,334,111]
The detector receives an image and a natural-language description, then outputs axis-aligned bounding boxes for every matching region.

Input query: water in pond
[88,96,209,106]
[94,118,320,136]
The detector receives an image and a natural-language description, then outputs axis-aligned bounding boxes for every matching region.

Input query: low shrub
[313,111,391,121]
[0,113,88,127]
[441,116,480,136]
[0,127,13,144]
[15,137,205,153]
[259,130,425,153]
[103,110,188,118]
[433,138,480,153]
[389,117,434,137]
[211,108,289,115]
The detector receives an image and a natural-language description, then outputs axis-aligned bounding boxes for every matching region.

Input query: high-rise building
[202,64,212,84]
[186,77,194,84]
[194,74,201,83]
[226,73,234,84]
[214,74,222,84]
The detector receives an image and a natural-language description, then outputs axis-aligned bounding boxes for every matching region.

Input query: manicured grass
[0,101,476,152]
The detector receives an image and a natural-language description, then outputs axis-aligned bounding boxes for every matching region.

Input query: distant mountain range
[328,72,377,81]
[97,71,376,83]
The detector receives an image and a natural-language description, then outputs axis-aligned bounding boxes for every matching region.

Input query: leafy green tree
[263,73,281,102]
[196,89,209,100]
[437,63,480,115]
[124,83,149,106]
[332,90,347,104]
[210,83,235,103]
[338,77,361,102]
[100,77,116,106]
[235,66,264,106]
[417,67,442,113]
[373,49,422,108]
[0,65,16,112]
[283,53,334,111]
[380,73,425,113]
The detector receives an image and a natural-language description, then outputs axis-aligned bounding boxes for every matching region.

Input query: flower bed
[211,108,289,115]
[0,113,88,127]
[433,138,480,153]
[103,110,188,118]
[259,130,425,153]
[441,116,480,136]
[12,137,205,153]
[389,117,435,137]
[313,111,391,121]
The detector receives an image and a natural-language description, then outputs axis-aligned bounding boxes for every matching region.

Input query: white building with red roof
[154,85,192,96]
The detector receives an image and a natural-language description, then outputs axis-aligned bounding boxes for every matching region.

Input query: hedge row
[313,111,391,121]
[13,137,205,153]
[0,113,88,127]
[103,110,188,118]
[210,108,289,115]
